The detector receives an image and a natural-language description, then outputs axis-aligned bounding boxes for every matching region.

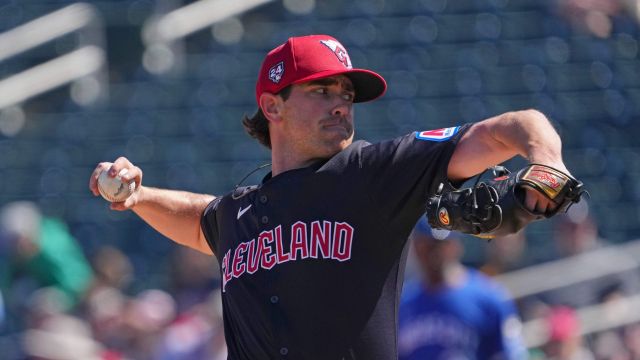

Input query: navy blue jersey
[201,126,469,360]
[398,269,526,360]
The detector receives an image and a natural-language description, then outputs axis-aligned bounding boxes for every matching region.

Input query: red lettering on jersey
[245,239,260,274]
[290,221,309,260]
[310,220,332,259]
[222,250,232,292]
[232,242,248,278]
[222,220,356,290]
[332,222,354,261]
[275,225,291,264]
[260,230,276,270]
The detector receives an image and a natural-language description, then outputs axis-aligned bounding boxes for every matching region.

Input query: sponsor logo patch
[268,61,285,83]
[416,126,460,142]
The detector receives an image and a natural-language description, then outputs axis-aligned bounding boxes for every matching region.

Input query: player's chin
[330,133,353,148]
[319,137,352,157]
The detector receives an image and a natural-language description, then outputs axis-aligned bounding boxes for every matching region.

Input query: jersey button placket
[260,195,268,204]
[261,215,269,224]
[279,347,288,356]
[270,295,279,304]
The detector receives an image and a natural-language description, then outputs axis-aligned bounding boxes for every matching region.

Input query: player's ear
[259,92,284,123]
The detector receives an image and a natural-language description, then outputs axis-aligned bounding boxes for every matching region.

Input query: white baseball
[98,169,135,202]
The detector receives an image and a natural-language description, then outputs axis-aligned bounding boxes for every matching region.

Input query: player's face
[280,75,356,158]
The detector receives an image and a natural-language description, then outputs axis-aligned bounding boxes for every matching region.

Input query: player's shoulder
[204,185,258,214]
[362,124,471,154]
[230,185,260,200]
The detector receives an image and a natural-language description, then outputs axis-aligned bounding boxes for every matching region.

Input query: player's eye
[313,87,329,95]
[342,92,355,102]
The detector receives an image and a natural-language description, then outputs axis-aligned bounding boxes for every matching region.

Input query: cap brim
[291,69,387,103]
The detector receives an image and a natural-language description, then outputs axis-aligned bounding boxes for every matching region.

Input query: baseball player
[399,218,526,359]
[89,35,583,359]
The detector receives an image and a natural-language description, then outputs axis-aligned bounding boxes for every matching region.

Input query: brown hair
[242,86,292,149]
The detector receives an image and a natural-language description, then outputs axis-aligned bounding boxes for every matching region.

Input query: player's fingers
[110,202,127,211]
[524,187,557,214]
[119,165,143,190]
[122,192,138,208]
[523,187,538,213]
[108,157,134,177]
[89,162,113,195]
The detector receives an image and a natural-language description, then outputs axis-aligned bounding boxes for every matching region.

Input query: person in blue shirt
[399,218,526,360]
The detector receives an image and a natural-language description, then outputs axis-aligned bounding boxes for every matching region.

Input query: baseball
[98,169,135,202]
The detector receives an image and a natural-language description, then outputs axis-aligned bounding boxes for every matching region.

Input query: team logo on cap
[268,61,285,83]
[320,39,352,69]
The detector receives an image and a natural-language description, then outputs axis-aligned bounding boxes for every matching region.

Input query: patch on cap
[268,61,285,84]
[319,39,352,69]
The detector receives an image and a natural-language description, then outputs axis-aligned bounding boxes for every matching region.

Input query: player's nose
[330,98,352,117]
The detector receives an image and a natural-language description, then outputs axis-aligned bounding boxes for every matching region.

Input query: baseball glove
[426,164,587,239]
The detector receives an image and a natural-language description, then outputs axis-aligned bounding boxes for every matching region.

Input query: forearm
[132,186,215,255]
[449,109,567,180]
[489,109,565,169]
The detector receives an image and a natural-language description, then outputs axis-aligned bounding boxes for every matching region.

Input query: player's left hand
[522,161,571,214]
[426,162,586,238]
[522,185,557,214]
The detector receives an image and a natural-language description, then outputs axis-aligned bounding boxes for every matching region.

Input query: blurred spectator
[480,230,527,277]
[90,245,134,292]
[0,201,94,331]
[153,291,227,360]
[553,203,602,258]
[167,247,219,313]
[622,323,640,358]
[536,202,640,308]
[592,329,630,360]
[537,306,595,360]
[398,218,526,359]
[120,289,177,359]
[22,313,105,360]
[557,0,625,38]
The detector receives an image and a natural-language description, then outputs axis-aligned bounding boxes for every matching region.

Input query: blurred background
[0,0,639,358]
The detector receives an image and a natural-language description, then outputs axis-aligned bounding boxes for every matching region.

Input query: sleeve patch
[415,126,460,142]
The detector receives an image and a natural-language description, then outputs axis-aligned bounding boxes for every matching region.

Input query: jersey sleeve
[200,196,223,256]
[359,124,471,233]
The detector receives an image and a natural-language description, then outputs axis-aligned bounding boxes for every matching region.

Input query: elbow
[511,109,551,125]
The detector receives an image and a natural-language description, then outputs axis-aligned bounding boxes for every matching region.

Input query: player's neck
[270,144,327,177]
[271,152,320,177]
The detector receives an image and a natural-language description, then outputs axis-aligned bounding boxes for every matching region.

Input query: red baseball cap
[255,35,387,105]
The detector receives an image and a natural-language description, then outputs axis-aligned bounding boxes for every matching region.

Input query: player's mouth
[321,117,353,135]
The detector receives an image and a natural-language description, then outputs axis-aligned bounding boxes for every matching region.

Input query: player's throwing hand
[89,156,143,210]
